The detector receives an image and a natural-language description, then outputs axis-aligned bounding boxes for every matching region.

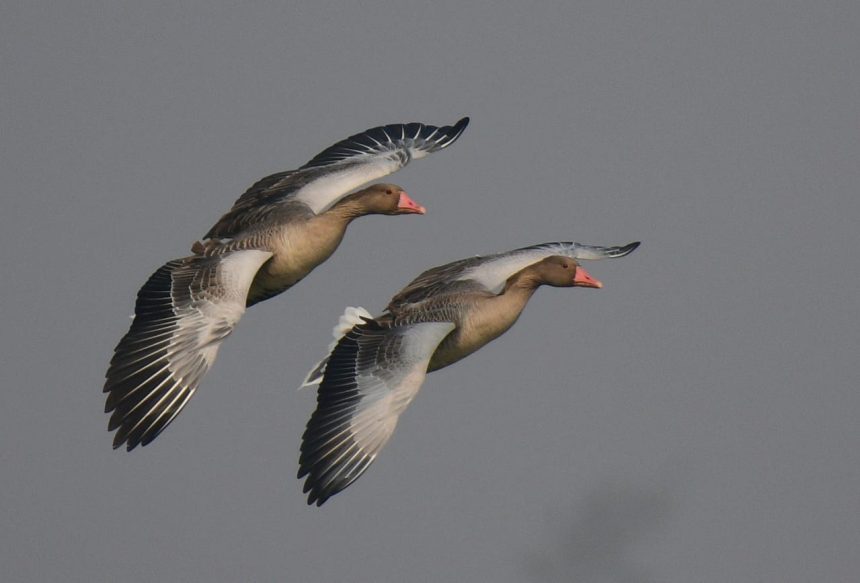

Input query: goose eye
[562,262,569,269]
[386,189,393,195]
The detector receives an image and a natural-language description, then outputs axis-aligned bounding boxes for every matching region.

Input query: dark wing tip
[296,322,388,506]
[112,429,138,451]
[299,117,471,169]
[452,116,470,134]
[300,472,358,506]
[297,465,337,506]
[432,116,470,150]
[617,241,641,256]
[298,437,359,506]
[306,488,326,506]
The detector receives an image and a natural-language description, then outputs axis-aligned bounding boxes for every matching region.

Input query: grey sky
[2,1,859,581]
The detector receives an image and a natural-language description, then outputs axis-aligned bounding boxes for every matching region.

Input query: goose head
[352,183,426,216]
[530,256,603,289]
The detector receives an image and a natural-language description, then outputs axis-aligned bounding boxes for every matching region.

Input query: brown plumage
[104,118,468,451]
[299,241,639,505]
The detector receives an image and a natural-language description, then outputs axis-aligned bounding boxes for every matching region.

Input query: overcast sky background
[3,1,859,581]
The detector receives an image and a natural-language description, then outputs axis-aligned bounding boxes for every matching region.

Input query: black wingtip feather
[299,117,470,170]
[618,241,641,256]
[104,256,213,452]
[298,321,389,506]
[450,116,470,141]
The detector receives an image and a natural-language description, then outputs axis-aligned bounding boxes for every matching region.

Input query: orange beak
[573,266,603,289]
[397,192,426,215]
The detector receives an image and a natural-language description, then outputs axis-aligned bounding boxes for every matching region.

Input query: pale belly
[427,311,521,372]
[246,262,308,305]
[246,223,344,306]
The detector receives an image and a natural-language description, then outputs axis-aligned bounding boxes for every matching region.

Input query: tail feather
[299,307,372,388]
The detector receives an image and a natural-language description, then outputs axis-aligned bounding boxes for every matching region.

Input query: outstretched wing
[458,241,641,293]
[104,249,272,450]
[298,319,456,506]
[388,242,639,313]
[300,118,470,171]
[387,241,641,310]
[205,117,469,238]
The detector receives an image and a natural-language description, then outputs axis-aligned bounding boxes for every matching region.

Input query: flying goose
[104,118,470,451]
[298,240,640,505]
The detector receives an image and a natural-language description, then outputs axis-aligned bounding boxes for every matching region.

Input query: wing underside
[298,319,455,505]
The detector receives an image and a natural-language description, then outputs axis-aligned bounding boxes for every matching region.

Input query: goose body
[104,118,469,450]
[299,241,640,505]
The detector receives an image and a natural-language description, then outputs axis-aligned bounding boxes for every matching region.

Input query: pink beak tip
[397,192,426,214]
[574,267,603,289]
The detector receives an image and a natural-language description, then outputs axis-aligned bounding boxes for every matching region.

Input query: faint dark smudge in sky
[524,473,680,583]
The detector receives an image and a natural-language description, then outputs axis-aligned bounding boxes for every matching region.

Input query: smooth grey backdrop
[3,1,858,581]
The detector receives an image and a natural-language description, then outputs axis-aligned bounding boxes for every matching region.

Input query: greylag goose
[299,240,640,505]
[104,118,470,451]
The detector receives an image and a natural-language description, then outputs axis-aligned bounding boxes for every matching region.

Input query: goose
[104,117,470,451]
[298,240,640,505]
